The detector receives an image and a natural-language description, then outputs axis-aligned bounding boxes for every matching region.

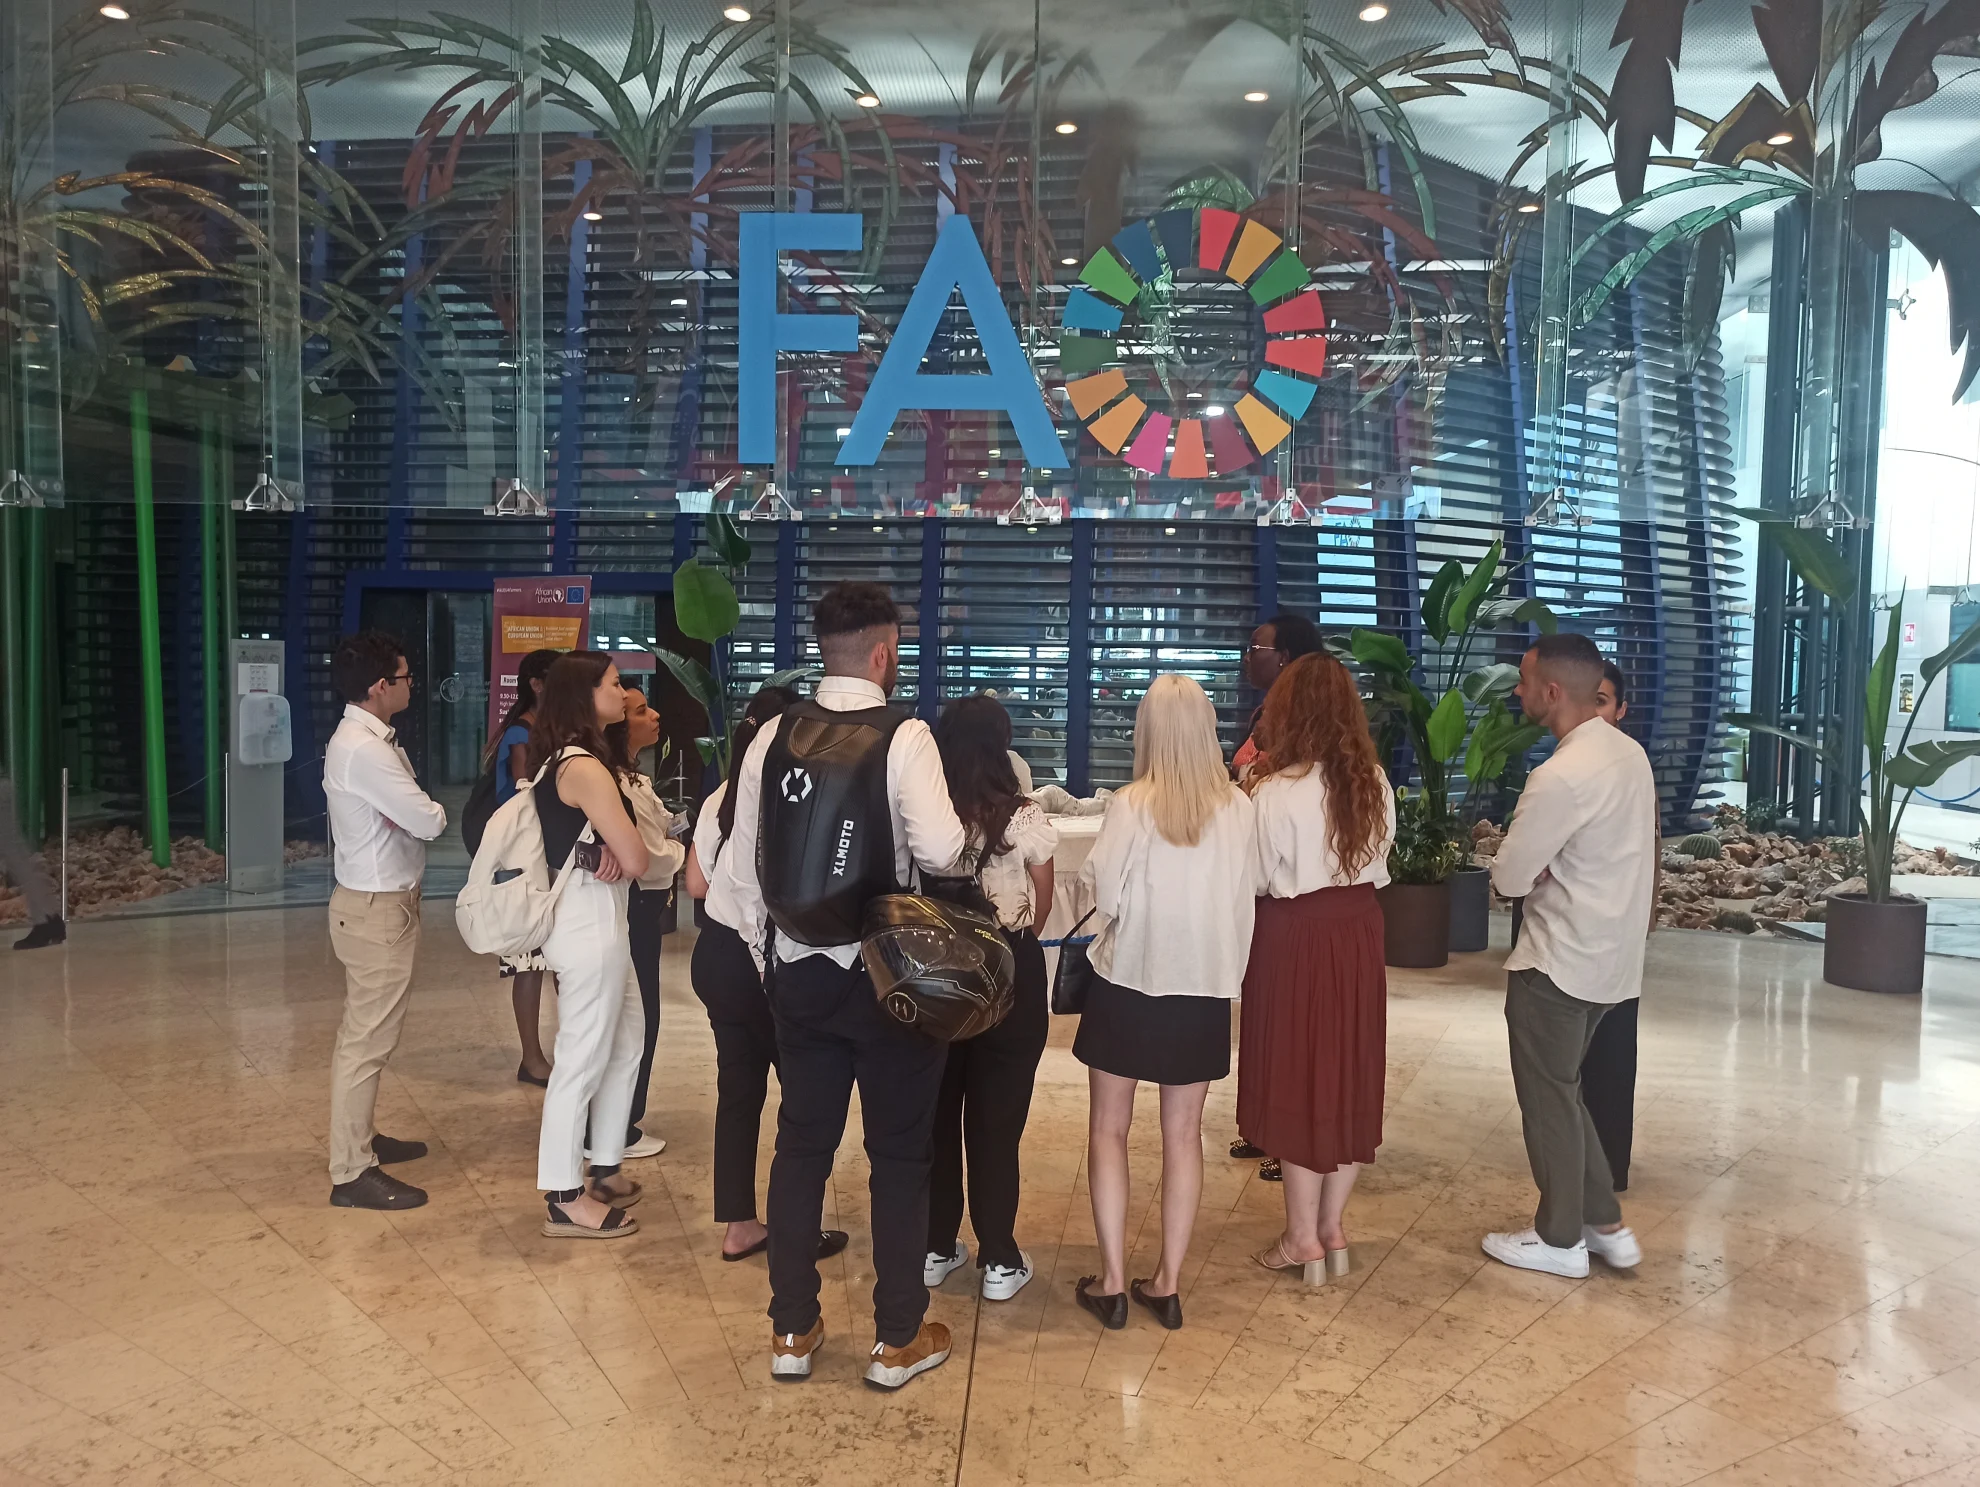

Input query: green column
[22,506,46,842]
[131,387,171,867]
[220,417,238,651]
[200,414,224,848]
[0,510,22,823]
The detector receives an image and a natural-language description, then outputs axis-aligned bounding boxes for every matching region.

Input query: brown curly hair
[1249,651,1389,878]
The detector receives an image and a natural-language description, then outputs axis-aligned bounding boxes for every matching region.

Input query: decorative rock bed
[1467,804,1977,935]
[0,825,327,925]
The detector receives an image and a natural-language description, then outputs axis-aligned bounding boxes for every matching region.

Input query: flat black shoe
[330,1167,428,1210]
[1229,1138,1265,1160]
[516,1062,549,1087]
[1076,1276,1127,1330]
[14,917,65,950]
[817,1230,850,1259]
[372,1134,427,1164]
[1259,1158,1282,1182]
[1131,1280,1182,1330]
[721,1235,769,1263]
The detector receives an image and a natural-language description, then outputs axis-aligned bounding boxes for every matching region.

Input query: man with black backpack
[722,582,967,1391]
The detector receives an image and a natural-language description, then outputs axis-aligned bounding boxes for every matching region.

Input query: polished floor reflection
[3,913,1978,1486]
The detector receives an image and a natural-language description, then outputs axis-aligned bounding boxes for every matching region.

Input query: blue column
[386,224,424,571]
[1254,523,1278,621]
[1067,519,1094,796]
[918,517,943,719]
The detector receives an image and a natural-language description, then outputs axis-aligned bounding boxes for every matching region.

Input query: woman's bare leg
[513,970,552,1081]
[1086,1069,1137,1294]
[1145,1081,1209,1296]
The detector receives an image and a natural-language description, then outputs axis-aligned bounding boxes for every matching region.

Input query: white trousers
[536,873,642,1191]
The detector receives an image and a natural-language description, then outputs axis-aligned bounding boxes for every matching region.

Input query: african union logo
[1059,208,1327,476]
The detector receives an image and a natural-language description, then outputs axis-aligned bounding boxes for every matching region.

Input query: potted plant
[1732,596,1980,994]
[1349,540,1550,964]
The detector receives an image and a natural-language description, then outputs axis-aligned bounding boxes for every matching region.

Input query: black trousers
[927,930,1049,1270]
[624,884,666,1143]
[764,950,947,1348]
[1580,995,1638,1191]
[690,918,780,1223]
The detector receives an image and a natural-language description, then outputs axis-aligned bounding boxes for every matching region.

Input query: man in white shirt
[323,632,448,1211]
[1485,633,1656,1278]
[723,582,966,1392]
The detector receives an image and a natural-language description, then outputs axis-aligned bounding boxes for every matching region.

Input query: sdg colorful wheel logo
[1060,208,1327,477]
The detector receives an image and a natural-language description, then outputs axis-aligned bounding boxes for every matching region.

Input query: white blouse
[1081,787,1257,999]
[1251,767,1396,897]
[694,780,749,933]
[941,801,1058,932]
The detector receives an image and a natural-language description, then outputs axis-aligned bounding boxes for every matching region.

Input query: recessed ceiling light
[99,3,131,16]
[722,5,751,20]
[1767,130,1795,145]
[1186,391,1203,398]
[1358,2,1389,19]
[1206,405,1225,416]
[978,469,990,477]
[1060,256,1078,266]
[1164,526,1177,535]
[1055,121,1078,135]
[853,92,880,108]
[670,297,687,306]
[988,449,1000,456]
[581,208,603,221]
[1517,201,1542,213]
[1243,90,1270,103]
[836,426,852,436]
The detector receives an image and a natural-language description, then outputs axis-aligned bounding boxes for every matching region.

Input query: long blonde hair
[1125,674,1236,847]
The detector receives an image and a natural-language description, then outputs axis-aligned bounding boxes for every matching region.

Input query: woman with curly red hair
[1238,651,1395,1282]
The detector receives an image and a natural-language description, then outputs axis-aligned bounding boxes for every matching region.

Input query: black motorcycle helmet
[862,894,1016,1042]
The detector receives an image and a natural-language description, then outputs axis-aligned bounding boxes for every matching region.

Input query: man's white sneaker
[923,1243,970,1287]
[622,1131,667,1160]
[981,1252,1033,1302]
[1583,1225,1642,1268]
[1482,1228,1590,1278]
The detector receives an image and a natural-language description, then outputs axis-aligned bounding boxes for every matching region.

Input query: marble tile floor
[3,913,1979,1486]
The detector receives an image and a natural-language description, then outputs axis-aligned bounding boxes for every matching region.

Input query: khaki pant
[328,885,422,1184]
[1505,967,1623,1248]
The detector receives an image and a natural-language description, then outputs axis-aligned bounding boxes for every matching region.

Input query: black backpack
[461,759,499,857]
[758,699,908,946]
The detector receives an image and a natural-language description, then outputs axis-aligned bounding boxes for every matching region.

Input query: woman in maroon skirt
[1238,652,1396,1283]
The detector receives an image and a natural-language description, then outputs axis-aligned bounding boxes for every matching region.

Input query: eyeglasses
[1245,645,1286,658]
[388,671,415,688]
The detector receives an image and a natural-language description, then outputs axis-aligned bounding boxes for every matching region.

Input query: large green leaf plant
[1347,539,1554,884]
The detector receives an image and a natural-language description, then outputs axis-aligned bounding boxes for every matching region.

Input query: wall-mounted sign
[738,209,1328,476]
[490,576,592,734]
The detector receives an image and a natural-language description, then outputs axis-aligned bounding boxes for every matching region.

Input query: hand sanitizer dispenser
[228,640,288,891]
[237,692,293,765]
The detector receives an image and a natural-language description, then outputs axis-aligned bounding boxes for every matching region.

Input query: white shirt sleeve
[623,777,687,888]
[893,719,968,875]
[693,780,729,872]
[1083,793,1138,920]
[1011,803,1059,865]
[1492,762,1580,898]
[352,739,448,841]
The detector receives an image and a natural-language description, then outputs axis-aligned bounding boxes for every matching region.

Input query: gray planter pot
[1378,881,1450,968]
[1448,865,1491,952]
[1824,892,1926,995]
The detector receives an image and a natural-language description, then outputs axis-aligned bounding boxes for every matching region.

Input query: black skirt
[1072,974,1232,1085]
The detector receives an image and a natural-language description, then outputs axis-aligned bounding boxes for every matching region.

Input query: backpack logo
[780,767,813,803]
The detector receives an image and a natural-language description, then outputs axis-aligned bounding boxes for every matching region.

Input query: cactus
[1677,833,1723,860]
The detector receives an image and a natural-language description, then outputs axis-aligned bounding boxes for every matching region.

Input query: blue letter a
[838,217,1068,469]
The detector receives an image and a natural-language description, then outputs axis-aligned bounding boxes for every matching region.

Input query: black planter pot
[1448,865,1491,953]
[1824,893,1926,995]
[1379,881,1451,969]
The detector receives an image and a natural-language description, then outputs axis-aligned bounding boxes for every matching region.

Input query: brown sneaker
[770,1319,823,1381]
[863,1321,951,1391]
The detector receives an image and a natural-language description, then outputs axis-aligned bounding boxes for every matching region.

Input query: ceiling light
[1055,121,1078,135]
[978,469,990,477]
[1243,90,1270,103]
[1164,526,1177,534]
[988,448,1000,456]
[581,208,603,221]
[1517,201,1542,213]
[836,426,852,437]
[99,3,131,16]
[854,92,880,108]
[1767,130,1795,145]
[722,5,751,20]
[1358,2,1389,18]
[1186,391,1203,398]
[1205,404,1225,416]
[670,296,687,306]
[1060,256,1078,265]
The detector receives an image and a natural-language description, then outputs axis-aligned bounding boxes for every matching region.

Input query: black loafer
[372,1134,428,1164]
[1076,1276,1127,1330]
[1131,1280,1182,1330]
[817,1230,850,1259]
[517,1062,549,1088]
[1229,1138,1265,1160]
[330,1167,428,1210]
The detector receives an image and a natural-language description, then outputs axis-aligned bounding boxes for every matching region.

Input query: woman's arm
[685,842,711,899]
[1025,858,1055,931]
[557,755,649,880]
[506,740,529,789]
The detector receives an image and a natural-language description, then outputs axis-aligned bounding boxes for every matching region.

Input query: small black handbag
[1049,909,1100,1015]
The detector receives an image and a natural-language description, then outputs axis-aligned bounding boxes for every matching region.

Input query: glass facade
[5,0,1978,839]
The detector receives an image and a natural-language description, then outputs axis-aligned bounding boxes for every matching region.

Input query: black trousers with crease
[691,917,780,1222]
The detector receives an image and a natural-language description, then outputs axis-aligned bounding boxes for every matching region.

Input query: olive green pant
[1505,967,1623,1248]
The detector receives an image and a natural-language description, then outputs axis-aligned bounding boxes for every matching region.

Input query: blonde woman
[1073,674,1257,1331]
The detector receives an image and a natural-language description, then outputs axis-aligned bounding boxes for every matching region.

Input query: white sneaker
[923,1243,970,1287]
[1482,1228,1590,1278]
[1583,1225,1642,1268]
[622,1131,667,1160]
[981,1252,1033,1302]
